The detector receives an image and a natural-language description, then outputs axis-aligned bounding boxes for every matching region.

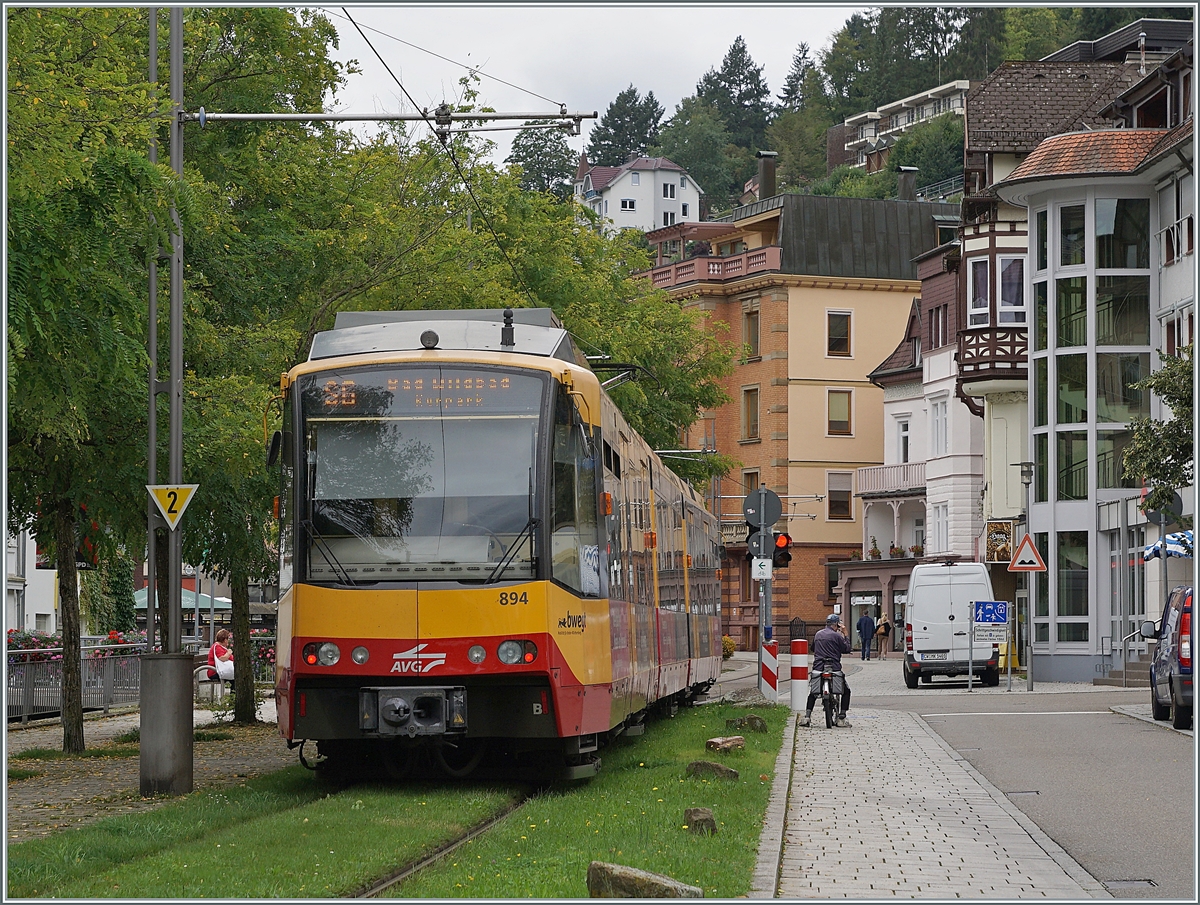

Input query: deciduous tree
[505,121,578,200]
[1124,346,1193,525]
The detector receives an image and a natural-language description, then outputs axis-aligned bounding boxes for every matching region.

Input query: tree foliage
[505,121,578,200]
[1123,346,1194,524]
[695,36,772,153]
[585,84,664,166]
[650,96,734,205]
[888,113,964,187]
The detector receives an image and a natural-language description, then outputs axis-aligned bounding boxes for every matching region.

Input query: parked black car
[1142,585,1193,730]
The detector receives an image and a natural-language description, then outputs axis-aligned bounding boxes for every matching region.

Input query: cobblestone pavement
[751,658,1116,899]
[6,700,294,844]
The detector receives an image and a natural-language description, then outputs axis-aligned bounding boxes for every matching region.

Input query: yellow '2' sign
[147,484,199,530]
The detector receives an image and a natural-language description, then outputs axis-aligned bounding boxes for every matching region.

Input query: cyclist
[801,613,852,727]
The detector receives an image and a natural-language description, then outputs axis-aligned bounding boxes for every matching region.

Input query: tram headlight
[497,640,537,665]
[317,642,341,666]
[497,640,524,664]
[351,646,370,665]
[468,645,486,664]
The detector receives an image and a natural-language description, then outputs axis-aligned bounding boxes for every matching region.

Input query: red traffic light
[772,532,792,568]
[775,532,792,549]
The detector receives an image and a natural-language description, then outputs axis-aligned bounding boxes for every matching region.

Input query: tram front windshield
[299,366,544,582]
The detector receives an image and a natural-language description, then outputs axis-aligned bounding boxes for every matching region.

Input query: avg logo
[390,644,447,673]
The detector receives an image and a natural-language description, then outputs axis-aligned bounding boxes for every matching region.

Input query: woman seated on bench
[207,629,234,681]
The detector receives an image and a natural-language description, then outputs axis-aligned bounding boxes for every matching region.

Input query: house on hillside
[842,80,972,175]
[992,39,1193,682]
[639,153,958,649]
[573,154,703,235]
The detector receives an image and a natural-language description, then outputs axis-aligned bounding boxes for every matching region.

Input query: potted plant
[889,543,905,558]
[909,543,924,557]
[849,550,862,561]
[868,537,882,560]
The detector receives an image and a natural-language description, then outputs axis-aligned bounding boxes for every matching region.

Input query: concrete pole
[146,6,158,654]
[140,6,193,797]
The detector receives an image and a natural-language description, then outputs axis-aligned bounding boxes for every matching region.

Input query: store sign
[985,520,1014,563]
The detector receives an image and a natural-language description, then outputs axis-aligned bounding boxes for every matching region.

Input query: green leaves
[1123,346,1194,523]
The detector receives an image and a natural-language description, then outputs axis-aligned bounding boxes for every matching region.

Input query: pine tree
[506,121,578,200]
[695,36,772,151]
[585,85,664,166]
[777,43,816,113]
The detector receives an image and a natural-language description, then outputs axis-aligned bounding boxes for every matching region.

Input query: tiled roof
[585,166,621,192]
[869,300,922,384]
[1144,118,1194,165]
[626,156,686,172]
[965,62,1138,152]
[1005,129,1171,182]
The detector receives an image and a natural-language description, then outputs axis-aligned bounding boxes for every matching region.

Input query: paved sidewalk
[1110,702,1194,736]
[753,706,1108,899]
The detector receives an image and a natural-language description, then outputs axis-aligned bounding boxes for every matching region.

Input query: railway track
[352,790,534,898]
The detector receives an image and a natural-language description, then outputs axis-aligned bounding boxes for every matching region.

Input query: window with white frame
[680,176,688,189]
[898,419,910,463]
[930,397,948,456]
[997,257,1026,324]
[620,198,635,211]
[1165,311,1194,356]
[663,212,676,227]
[681,202,689,218]
[827,472,853,520]
[969,258,989,326]
[631,173,639,186]
[827,311,851,356]
[930,503,948,553]
[663,183,676,199]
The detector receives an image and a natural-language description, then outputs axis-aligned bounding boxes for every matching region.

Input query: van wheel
[1170,689,1192,730]
[1151,687,1170,721]
[903,663,919,689]
[983,668,1000,687]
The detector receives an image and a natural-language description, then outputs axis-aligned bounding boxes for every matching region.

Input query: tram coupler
[358,685,468,737]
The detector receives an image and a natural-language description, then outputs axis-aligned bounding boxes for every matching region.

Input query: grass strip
[42,782,520,898]
[7,767,41,782]
[6,766,327,896]
[10,745,140,761]
[391,702,790,899]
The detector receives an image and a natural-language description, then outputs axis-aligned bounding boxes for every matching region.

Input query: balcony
[857,462,926,498]
[1158,215,1194,267]
[957,327,1028,385]
[646,246,782,290]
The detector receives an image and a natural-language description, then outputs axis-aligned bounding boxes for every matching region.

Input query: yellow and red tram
[271,308,721,777]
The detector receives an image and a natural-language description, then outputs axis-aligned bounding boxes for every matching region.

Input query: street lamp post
[1019,462,1034,692]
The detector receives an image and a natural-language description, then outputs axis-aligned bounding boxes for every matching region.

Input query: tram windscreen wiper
[485,517,539,585]
[302,519,358,587]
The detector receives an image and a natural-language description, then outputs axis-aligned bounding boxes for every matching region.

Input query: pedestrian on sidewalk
[207,628,235,681]
[876,613,892,659]
[856,611,876,660]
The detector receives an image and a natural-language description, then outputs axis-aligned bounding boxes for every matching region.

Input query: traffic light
[772,532,792,568]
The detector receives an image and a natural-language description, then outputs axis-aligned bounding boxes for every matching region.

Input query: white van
[903,562,1001,688]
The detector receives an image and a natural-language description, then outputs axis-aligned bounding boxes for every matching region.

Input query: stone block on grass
[685,806,717,835]
[685,760,739,781]
[725,713,768,732]
[586,861,703,898]
[704,735,744,753]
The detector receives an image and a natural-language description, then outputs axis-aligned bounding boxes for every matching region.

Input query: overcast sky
[322,4,868,162]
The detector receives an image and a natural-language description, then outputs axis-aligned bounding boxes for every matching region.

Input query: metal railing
[1157,215,1194,267]
[7,645,143,723]
[6,637,277,722]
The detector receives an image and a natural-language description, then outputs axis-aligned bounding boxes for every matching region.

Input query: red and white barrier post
[790,639,809,712]
[760,640,778,703]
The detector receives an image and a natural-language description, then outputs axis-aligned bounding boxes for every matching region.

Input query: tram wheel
[434,737,488,778]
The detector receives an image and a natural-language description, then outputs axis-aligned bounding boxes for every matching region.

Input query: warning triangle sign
[147,484,199,531]
[1008,533,1047,572]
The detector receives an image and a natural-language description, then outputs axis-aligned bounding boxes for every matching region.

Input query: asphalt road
[715,654,1196,899]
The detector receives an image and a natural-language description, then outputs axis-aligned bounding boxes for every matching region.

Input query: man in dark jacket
[801,613,853,727]
[856,610,876,660]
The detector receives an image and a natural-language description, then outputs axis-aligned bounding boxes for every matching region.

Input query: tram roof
[311,308,586,364]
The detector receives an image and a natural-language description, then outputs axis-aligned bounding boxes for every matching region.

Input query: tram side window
[279,401,294,593]
[551,387,601,596]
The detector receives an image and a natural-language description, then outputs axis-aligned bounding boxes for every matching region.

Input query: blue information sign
[973,600,1008,624]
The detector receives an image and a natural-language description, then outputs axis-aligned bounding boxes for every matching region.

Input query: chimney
[756,150,778,200]
[897,166,918,201]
